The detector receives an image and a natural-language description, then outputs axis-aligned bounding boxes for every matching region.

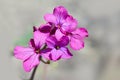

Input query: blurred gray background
[0,0,120,80]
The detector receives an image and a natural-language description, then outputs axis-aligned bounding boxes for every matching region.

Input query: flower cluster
[14,6,88,72]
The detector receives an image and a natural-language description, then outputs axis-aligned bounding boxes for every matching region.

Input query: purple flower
[44,6,78,33]
[42,36,73,61]
[44,6,88,50]
[55,27,88,50]
[14,31,50,72]
[14,5,89,75]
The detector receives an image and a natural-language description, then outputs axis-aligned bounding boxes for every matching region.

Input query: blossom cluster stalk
[14,6,88,80]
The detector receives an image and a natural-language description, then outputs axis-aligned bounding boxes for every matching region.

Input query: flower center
[35,49,40,54]
[57,24,61,29]
[55,45,60,50]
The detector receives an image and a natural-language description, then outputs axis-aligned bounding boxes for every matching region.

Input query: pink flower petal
[44,14,57,24]
[72,28,88,38]
[29,39,35,48]
[62,15,77,32]
[55,29,64,40]
[41,52,51,60]
[14,46,34,61]
[34,31,49,47]
[50,49,63,61]
[41,48,52,60]
[60,47,73,59]
[79,28,88,37]
[58,36,69,47]
[23,54,40,72]
[39,24,51,33]
[53,6,68,19]
[70,37,84,50]
[46,36,57,48]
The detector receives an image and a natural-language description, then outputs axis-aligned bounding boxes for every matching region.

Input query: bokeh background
[0,0,120,80]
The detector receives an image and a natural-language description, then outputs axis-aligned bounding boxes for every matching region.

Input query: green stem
[29,57,50,80]
[40,57,50,64]
[29,66,38,80]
